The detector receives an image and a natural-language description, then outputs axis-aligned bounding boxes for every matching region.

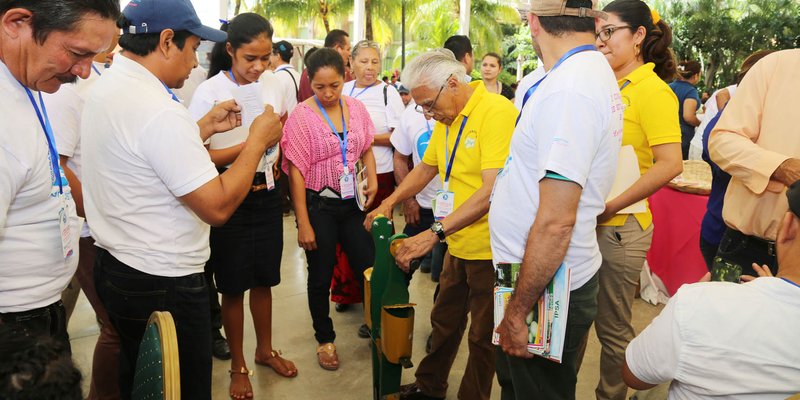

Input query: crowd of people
[1,0,799,399]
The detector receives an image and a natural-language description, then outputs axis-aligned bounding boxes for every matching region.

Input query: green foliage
[661,0,800,91]
[391,0,521,71]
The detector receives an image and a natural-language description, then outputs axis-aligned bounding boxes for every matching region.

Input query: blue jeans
[94,248,212,400]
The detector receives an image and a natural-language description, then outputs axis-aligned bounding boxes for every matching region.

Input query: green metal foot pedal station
[365,216,416,399]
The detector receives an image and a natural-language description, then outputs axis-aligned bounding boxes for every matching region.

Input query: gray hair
[401,48,467,91]
[351,39,382,59]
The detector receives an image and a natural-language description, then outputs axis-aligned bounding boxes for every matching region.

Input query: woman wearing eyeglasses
[281,48,378,371]
[590,1,683,399]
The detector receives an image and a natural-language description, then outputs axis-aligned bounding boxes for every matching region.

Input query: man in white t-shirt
[44,43,123,398]
[81,1,282,398]
[513,64,545,110]
[444,35,474,81]
[490,1,622,399]
[398,84,413,107]
[270,40,301,115]
[624,182,800,399]
[0,0,119,352]
[391,99,445,278]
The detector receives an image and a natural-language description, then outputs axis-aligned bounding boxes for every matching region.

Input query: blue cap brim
[189,25,227,42]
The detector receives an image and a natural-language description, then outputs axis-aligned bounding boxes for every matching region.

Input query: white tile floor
[67,213,667,399]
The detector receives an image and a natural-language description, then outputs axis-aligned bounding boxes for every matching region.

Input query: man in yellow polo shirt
[365,48,517,400]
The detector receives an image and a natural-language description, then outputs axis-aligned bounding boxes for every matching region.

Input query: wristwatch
[430,221,446,243]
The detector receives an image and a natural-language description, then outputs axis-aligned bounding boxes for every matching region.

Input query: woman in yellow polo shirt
[592,1,684,399]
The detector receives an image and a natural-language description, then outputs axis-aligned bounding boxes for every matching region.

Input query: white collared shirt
[0,60,80,312]
[82,54,219,277]
[627,278,800,399]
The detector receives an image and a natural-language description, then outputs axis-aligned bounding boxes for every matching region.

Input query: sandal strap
[270,349,282,358]
[316,343,336,356]
[228,367,254,376]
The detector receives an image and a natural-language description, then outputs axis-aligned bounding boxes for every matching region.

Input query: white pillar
[353,0,366,41]
[459,0,470,36]
[516,54,524,81]
[220,0,228,19]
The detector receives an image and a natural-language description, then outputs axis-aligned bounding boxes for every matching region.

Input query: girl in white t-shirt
[187,13,296,400]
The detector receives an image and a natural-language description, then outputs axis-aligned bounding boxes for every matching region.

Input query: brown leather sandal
[255,349,298,378]
[228,367,254,400]
[316,343,339,371]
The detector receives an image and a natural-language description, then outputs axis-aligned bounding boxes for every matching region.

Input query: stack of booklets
[492,263,571,362]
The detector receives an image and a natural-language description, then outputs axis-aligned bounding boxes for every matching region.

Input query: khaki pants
[595,216,653,400]
[415,253,495,399]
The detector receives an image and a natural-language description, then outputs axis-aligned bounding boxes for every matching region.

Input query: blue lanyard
[443,116,469,186]
[91,64,102,76]
[781,277,800,289]
[227,68,240,86]
[161,82,179,102]
[314,96,349,171]
[516,44,597,126]
[425,119,432,133]
[348,81,377,98]
[620,80,631,91]
[21,85,63,194]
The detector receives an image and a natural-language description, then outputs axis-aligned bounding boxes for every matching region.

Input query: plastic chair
[131,311,180,400]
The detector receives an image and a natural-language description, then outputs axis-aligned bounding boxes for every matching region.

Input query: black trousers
[95,249,212,400]
[304,191,375,344]
[0,300,70,354]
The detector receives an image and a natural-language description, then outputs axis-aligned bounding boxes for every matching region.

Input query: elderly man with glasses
[365,48,518,400]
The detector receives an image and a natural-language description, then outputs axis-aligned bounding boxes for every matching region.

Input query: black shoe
[425,334,432,354]
[399,383,444,400]
[358,323,371,338]
[335,303,350,312]
[212,336,231,360]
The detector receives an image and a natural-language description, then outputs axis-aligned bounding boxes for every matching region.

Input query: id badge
[58,197,74,259]
[433,190,455,220]
[340,173,355,199]
[264,163,276,191]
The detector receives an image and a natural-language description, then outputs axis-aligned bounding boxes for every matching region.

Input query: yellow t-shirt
[422,82,517,260]
[601,63,681,228]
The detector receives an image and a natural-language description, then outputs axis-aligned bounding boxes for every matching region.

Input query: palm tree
[251,0,353,34]
[392,0,519,68]
[467,0,520,57]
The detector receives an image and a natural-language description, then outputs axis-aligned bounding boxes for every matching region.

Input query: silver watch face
[431,222,443,232]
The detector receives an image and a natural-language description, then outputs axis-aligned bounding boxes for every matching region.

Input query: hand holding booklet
[493,263,571,362]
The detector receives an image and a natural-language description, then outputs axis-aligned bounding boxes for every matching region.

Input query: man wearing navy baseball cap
[81,1,284,398]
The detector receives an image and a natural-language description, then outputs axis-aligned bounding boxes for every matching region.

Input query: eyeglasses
[414,76,450,116]
[595,25,632,43]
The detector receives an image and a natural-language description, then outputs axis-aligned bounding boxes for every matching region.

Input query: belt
[0,300,63,321]
[251,172,269,192]
[727,228,776,257]
[218,168,270,192]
